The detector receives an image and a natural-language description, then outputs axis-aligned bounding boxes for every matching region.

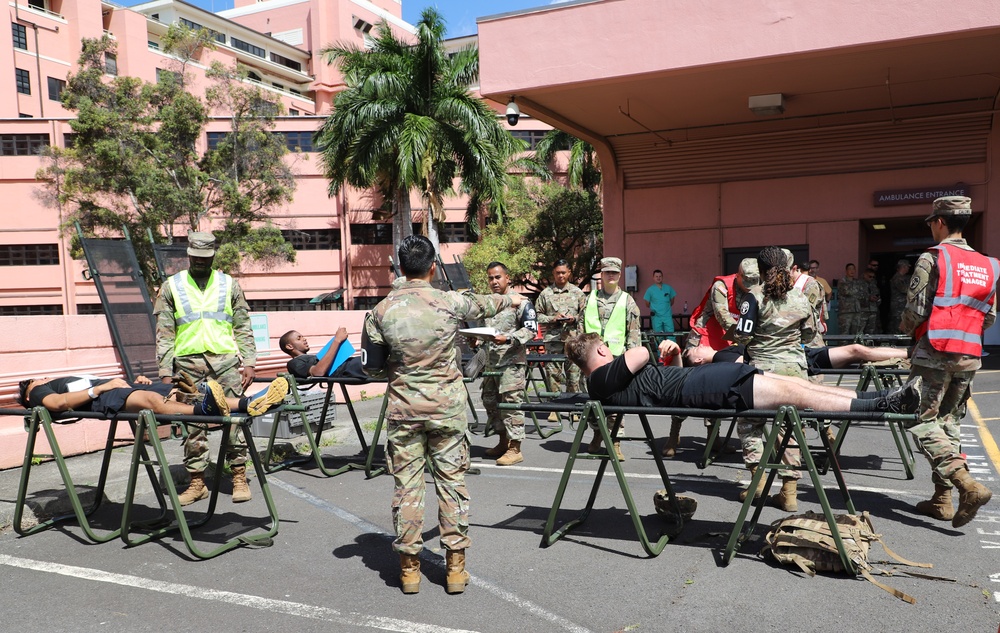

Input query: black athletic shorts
[805,346,831,375]
[92,382,174,417]
[679,363,758,411]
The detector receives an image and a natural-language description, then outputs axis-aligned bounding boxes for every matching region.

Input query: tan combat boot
[231,465,252,503]
[445,550,470,594]
[951,468,992,528]
[769,477,798,512]
[662,418,682,458]
[586,430,603,454]
[915,484,954,521]
[496,440,524,466]
[399,553,421,594]
[738,466,767,502]
[484,430,509,458]
[178,472,209,506]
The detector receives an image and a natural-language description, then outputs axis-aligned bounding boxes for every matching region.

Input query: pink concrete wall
[621,162,990,318]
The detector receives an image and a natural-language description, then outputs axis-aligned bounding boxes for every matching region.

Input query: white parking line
[0,554,477,633]
[268,477,594,633]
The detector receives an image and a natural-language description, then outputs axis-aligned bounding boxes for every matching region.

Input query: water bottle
[683,300,688,313]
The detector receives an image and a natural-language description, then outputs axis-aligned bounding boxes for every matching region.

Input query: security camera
[506,99,520,126]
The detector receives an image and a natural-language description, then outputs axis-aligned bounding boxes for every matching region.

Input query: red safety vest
[915,243,1000,357]
[690,274,739,351]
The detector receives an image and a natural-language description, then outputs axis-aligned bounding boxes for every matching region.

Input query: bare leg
[764,372,864,398]
[124,390,196,415]
[829,344,907,368]
[752,374,857,411]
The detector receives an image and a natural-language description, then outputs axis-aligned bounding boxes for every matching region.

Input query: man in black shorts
[565,332,920,416]
[18,374,288,418]
[280,328,367,381]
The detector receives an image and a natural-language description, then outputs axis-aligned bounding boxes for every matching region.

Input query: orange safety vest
[689,274,739,351]
[915,243,999,357]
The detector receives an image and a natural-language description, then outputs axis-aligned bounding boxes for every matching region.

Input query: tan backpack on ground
[761,511,942,604]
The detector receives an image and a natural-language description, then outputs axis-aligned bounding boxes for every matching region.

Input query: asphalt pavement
[3,361,1000,633]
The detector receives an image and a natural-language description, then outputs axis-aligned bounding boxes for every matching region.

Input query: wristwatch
[87,387,97,399]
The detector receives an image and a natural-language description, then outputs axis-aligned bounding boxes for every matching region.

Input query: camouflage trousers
[862,312,881,334]
[738,361,802,479]
[482,364,526,441]
[907,365,973,488]
[174,354,247,473]
[887,311,904,336]
[541,341,581,394]
[387,415,471,554]
[838,312,865,335]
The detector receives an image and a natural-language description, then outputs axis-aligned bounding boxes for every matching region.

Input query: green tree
[36,29,296,285]
[532,129,602,195]
[464,179,603,294]
[315,8,519,254]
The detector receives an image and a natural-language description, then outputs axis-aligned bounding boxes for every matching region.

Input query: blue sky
[141,1,569,38]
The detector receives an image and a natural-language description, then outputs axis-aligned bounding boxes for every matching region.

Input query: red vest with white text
[690,274,739,351]
[915,243,999,356]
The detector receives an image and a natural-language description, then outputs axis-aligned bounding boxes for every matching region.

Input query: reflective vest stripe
[584,290,629,356]
[176,311,234,325]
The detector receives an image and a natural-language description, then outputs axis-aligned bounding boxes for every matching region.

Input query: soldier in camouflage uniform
[901,196,997,528]
[154,232,256,505]
[888,259,912,334]
[578,256,641,459]
[362,235,520,594]
[860,267,882,334]
[479,262,539,466]
[734,246,818,512]
[837,263,863,335]
[535,259,585,395]
[791,259,827,348]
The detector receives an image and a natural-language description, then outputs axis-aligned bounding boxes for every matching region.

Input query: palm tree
[315,8,519,251]
[532,129,602,196]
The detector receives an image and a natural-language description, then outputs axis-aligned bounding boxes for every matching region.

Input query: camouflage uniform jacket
[578,288,642,351]
[485,293,537,369]
[739,287,816,370]
[364,280,512,421]
[535,283,585,343]
[797,275,827,347]
[837,277,862,313]
[900,237,997,372]
[889,272,911,317]
[859,278,881,314]
[153,272,256,379]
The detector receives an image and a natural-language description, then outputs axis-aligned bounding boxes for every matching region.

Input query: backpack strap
[859,568,917,604]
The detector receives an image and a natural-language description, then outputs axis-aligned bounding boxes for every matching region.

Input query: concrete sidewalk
[0,394,391,534]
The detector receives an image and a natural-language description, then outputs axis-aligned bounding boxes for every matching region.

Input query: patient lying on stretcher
[18,373,289,418]
[564,332,920,415]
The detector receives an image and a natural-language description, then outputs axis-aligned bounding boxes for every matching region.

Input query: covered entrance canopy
[477,0,1000,285]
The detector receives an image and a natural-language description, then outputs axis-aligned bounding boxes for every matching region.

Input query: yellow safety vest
[584,289,628,355]
[167,270,238,357]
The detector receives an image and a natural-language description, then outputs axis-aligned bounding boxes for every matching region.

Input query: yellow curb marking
[969,398,1000,474]
[972,391,1000,395]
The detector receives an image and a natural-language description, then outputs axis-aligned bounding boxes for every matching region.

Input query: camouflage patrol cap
[600,257,622,272]
[896,258,911,268]
[925,196,972,223]
[739,258,760,285]
[187,231,216,257]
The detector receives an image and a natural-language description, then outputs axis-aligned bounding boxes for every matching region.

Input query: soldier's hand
[241,366,256,391]
[492,334,508,345]
[509,294,524,308]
